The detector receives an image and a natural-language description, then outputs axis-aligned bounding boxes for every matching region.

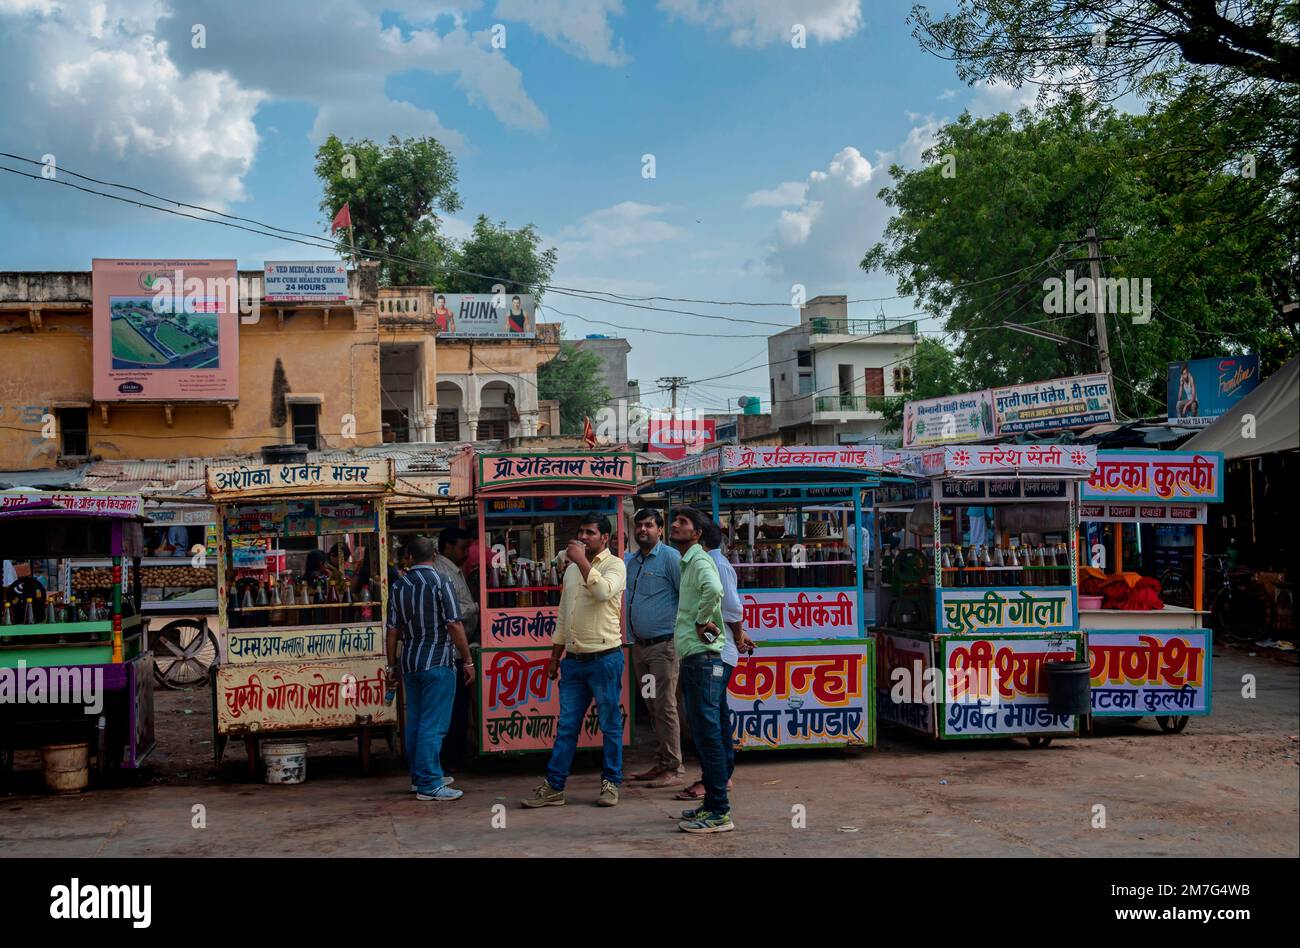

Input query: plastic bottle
[1,599,11,625]
[359,583,373,621]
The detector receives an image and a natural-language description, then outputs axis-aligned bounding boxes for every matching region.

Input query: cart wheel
[1026,736,1053,748]
[152,618,219,689]
[1155,715,1190,734]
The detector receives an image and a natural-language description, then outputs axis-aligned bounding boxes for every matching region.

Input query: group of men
[385,506,752,835]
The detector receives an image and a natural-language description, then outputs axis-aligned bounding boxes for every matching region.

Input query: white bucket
[261,740,308,785]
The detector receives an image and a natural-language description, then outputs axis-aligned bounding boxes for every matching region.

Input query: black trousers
[440,674,472,770]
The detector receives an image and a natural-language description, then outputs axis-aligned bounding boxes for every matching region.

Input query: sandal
[673,781,706,801]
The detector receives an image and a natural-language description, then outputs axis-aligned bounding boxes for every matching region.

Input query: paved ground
[2,646,1295,857]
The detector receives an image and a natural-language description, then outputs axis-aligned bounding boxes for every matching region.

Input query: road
[1,646,1294,857]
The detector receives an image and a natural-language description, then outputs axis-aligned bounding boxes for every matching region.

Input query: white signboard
[991,373,1115,435]
[263,261,349,302]
[903,391,995,448]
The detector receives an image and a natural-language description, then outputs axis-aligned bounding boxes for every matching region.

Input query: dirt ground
[2,645,1296,858]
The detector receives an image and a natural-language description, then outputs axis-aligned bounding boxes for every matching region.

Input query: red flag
[331,203,352,234]
[582,416,597,448]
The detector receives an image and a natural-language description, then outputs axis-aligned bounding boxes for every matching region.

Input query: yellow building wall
[0,307,381,469]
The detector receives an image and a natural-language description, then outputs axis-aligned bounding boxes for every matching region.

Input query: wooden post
[1193,523,1204,612]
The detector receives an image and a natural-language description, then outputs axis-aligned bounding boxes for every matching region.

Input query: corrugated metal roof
[0,465,88,489]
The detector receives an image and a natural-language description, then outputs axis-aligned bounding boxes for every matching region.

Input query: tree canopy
[443,215,558,303]
[537,337,611,436]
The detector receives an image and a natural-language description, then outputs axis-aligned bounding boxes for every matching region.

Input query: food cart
[653,445,897,751]
[450,449,637,756]
[0,491,155,778]
[1076,450,1220,732]
[873,444,1095,747]
[205,459,398,775]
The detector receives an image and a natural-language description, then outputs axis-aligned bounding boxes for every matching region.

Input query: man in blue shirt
[623,508,684,787]
[385,536,473,801]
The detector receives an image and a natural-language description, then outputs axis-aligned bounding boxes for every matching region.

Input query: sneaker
[596,779,620,807]
[416,785,463,801]
[681,805,705,820]
[520,782,566,808]
[410,776,455,792]
[678,810,734,834]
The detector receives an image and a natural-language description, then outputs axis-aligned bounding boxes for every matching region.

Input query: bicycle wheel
[152,618,219,688]
[1155,715,1189,734]
[1159,568,1191,609]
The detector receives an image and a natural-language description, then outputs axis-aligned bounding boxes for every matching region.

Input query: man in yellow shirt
[521,515,628,809]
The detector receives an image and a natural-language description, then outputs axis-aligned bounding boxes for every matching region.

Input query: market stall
[205,459,397,774]
[450,449,637,755]
[0,491,155,778]
[873,443,1095,746]
[1077,449,1219,731]
[654,444,900,751]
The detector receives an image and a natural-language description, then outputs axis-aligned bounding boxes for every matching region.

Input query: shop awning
[1181,357,1299,460]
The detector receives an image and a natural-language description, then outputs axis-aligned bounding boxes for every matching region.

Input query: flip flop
[673,782,706,800]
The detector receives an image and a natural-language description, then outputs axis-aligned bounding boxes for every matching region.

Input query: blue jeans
[681,652,730,815]
[719,662,736,780]
[545,649,624,791]
[404,665,457,793]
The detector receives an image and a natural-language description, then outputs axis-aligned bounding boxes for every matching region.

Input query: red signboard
[649,418,716,460]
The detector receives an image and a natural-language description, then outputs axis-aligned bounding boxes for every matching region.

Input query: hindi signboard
[206,459,395,499]
[738,588,860,641]
[649,416,717,461]
[1168,355,1259,428]
[939,633,1083,738]
[477,646,632,754]
[214,658,395,734]
[874,630,934,735]
[727,641,874,749]
[1081,450,1223,504]
[477,453,637,491]
[991,373,1114,435]
[0,492,143,517]
[903,391,995,448]
[225,624,384,665]
[431,292,535,338]
[93,258,239,401]
[263,261,348,302]
[1088,629,1211,716]
[482,607,558,649]
[941,443,1096,476]
[937,586,1078,635]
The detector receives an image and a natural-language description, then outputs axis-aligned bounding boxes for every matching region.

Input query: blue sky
[0,0,1040,414]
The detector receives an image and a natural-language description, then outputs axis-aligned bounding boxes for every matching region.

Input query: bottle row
[226,574,379,628]
[938,542,1073,587]
[1,593,127,626]
[486,560,561,609]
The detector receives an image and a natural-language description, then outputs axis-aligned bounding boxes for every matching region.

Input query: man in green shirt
[668,506,733,834]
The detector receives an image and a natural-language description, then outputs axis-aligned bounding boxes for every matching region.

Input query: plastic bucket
[262,741,308,785]
[1044,661,1092,716]
[41,742,90,794]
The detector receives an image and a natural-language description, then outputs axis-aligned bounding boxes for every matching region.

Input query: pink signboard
[1088,629,1211,716]
[477,453,637,491]
[723,444,882,471]
[1081,450,1223,503]
[482,606,558,649]
[649,417,717,460]
[942,443,1096,475]
[93,258,239,401]
[478,646,632,753]
[738,588,859,641]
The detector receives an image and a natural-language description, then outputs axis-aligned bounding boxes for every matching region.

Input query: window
[769,378,776,407]
[435,409,460,442]
[59,408,89,458]
[797,373,814,396]
[796,349,812,368]
[892,366,912,393]
[290,403,319,450]
[477,408,509,440]
[864,367,885,397]
[382,408,410,444]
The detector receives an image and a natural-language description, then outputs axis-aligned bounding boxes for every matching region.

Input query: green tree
[314,135,462,285]
[444,215,558,302]
[862,94,1296,417]
[537,337,610,435]
[869,338,965,432]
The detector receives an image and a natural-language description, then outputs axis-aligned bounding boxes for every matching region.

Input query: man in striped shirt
[385,536,473,801]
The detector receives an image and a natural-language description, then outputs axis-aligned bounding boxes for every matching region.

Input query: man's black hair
[700,519,723,551]
[579,514,612,537]
[437,526,465,553]
[633,507,664,528]
[670,506,708,537]
[405,535,436,564]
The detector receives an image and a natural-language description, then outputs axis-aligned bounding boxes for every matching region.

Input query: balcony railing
[809,317,917,337]
[815,394,874,412]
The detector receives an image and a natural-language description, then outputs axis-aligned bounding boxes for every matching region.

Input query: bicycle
[1206,555,1276,644]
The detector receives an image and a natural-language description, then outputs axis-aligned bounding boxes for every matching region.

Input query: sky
[0,0,1043,415]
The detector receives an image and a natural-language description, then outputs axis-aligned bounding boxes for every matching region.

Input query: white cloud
[553,201,683,260]
[495,0,629,66]
[658,0,862,46]
[938,88,957,101]
[744,181,807,207]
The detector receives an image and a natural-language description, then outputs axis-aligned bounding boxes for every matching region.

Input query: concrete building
[572,335,634,402]
[766,294,917,445]
[0,266,559,472]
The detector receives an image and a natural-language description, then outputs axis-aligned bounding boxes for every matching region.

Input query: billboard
[1167,355,1259,428]
[649,416,717,460]
[902,390,995,448]
[991,373,1114,434]
[93,258,239,401]
[431,292,535,338]
[263,261,348,302]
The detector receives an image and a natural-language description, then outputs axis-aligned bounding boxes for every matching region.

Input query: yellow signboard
[206,459,394,499]
[215,658,395,734]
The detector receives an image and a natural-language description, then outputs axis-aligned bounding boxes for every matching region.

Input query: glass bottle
[359,583,373,622]
[1,598,11,625]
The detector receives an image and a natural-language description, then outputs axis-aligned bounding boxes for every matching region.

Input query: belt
[566,646,621,662]
[633,634,674,647]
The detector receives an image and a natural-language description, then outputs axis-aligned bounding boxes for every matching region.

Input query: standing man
[668,506,733,834]
[623,508,684,788]
[676,519,755,802]
[433,526,479,772]
[385,536,473,801]
[521,515,627,809]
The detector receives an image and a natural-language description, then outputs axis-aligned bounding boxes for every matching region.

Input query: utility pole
[657,376,688,413]
[1085,227,1113,378]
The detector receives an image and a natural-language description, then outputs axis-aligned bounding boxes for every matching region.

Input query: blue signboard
[1167,355,1259,428]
